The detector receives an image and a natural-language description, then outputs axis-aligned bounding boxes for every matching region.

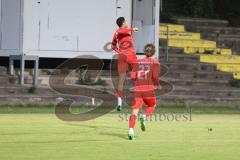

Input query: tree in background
[216,0,240,26]
[182,0,217,18]
[162,0,240,26]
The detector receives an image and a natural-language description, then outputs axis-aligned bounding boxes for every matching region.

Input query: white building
[0,0,160,60]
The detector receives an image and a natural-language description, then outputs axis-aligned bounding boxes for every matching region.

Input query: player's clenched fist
[132,28,139,32]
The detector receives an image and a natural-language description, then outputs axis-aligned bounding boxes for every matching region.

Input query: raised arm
[117,28,134,35]
[111,28,138,53]
[111,32,119,53]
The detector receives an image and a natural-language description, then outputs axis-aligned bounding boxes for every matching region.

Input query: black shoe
[117,105,122,112]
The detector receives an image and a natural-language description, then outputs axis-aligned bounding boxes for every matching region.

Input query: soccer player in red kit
[111,17,139,111]
[128,44,161,140]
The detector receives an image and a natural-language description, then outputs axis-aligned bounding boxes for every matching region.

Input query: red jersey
[131,57,160,92]
[111,28,136,57]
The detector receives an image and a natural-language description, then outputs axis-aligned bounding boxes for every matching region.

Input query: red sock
[145,107,155,117]
[129,115,137,129]
[116,90,123,98]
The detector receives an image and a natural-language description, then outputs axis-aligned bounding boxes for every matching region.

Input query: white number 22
[138,65,150,80]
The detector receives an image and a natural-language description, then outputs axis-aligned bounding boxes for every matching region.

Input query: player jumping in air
[111,17,139,111]
[128,44,161,140]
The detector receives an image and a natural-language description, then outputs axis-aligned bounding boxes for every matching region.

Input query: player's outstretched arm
[118,28,139,35]
[132,28,139,32]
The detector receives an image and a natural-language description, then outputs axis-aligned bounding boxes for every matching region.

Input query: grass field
[0,105,240,160]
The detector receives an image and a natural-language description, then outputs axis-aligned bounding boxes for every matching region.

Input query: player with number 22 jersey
[128,44,161,140]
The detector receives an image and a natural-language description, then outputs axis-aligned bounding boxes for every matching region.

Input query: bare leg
[129,109,139,129]
[132,109,139,117]
[116,72,127,111]
[128,108,140,139]
[117,72,126,97]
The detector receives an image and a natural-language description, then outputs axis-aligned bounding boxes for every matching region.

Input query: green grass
[0,106,240,160]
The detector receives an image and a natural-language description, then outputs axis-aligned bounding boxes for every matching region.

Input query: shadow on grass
[66,123,125,131]
[1,139,106,144]
[99,132,128,140]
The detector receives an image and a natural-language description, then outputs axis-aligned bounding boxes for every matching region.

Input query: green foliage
[162,0,217,19]
[28,87,37,94]
[182,0,217,18]
[162,0,240,27]
[76,65,88,84]
[41,69,52,75]
[216,0,240,27]
[160,12,174,23]
[60,67,70,75]
[229,79,240,88]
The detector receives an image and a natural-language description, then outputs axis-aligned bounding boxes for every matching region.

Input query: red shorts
[131,91,156,109]
[118,54,137,74]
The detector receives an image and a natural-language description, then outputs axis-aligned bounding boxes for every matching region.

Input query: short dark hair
[116,17,125,27]
[144,44,156,57]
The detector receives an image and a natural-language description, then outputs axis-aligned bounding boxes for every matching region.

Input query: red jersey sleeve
[117,28,134,35]
[111,28,134,54]
[111,32,119,53]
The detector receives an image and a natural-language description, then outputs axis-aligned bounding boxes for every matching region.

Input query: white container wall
[0,0,160,59]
